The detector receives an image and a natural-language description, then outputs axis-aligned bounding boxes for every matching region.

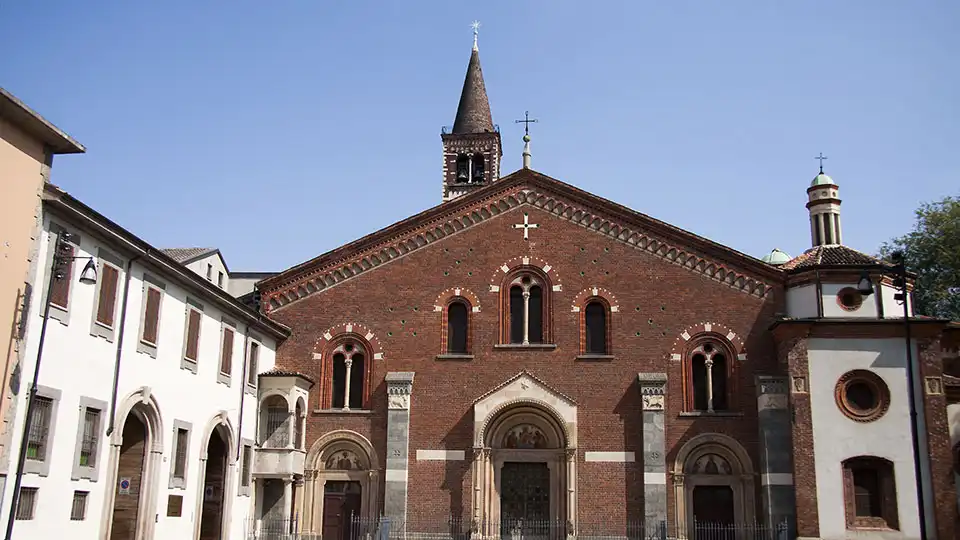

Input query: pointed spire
[451,24,494,135]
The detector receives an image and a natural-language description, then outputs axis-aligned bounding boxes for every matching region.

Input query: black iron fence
[246,517,789,540]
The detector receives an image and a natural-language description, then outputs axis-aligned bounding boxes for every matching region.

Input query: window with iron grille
[70,491,88,520]
[79,408,100,467]
[174,428,188,479]
[15,487,37,520]
[26,397,53,461]
[263,399,289,448]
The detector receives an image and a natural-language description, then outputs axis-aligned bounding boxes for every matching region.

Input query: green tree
[880,195,960,320]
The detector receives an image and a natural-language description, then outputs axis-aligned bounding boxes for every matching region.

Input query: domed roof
[761,248,792,265]
[811,172,836,187]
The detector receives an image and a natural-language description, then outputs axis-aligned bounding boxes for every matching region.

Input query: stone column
[638,373,668,531]
[385,372,415,532]
[756,376,796,535]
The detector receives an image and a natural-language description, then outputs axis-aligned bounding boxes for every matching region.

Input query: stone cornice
[261,170,783,311]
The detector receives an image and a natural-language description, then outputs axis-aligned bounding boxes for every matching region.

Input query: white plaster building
[0,184,289,540]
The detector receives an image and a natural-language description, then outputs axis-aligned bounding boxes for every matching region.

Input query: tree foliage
[880,195,960,320]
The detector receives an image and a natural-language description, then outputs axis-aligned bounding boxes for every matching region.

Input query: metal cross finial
[814,152,828,174]
[515,111,538,136]
[471,21,480,49]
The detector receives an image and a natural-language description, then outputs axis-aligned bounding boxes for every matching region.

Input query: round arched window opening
[837,287,864,311]
[835,370,890,422]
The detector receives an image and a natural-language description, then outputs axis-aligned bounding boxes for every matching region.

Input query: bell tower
[807,154,843,246]
[441,22,502,202]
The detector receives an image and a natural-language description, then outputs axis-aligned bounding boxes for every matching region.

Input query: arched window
[447,301,469,354]
[456,154,469,183]
[329,342,366,410]
[584,301,607,354]
[261,395,289,448]
[687,340,731,412]
[471,154,485,183]
[295,399,305,450]
[842,457,898,530]
[506,273,547,345]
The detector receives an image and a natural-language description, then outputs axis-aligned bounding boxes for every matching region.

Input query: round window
[835,370,890,422]
[836,287,864,311]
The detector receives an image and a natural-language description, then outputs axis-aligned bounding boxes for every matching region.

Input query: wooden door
[692,485,735,539]
[199,432,228,540]
[322,481,362,540]
[110,415,147,540]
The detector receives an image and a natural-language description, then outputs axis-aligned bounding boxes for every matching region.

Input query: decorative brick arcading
[668,321,747,362]
[263,185,775,311]
[312,322,385,362]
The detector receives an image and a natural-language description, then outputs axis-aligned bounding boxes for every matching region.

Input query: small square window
[167,494,183,517]
[70,491,88,521]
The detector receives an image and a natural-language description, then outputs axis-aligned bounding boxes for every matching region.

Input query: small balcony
[253,446,306,478]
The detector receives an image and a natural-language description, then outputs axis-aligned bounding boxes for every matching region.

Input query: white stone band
[416,450,465,461]
[761,473,794,486]
[584,451,635,463]
[385,469,408,482]
[643,472,667,485]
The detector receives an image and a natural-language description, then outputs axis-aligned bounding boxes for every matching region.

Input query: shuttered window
[220,327,234,375]
[173,428,188,479]
[95,264,120,327]
[141,286,162,345]
[70,491,88,521]
[49,244,74,309]
[184,308,201,362]
[247,342,259,386]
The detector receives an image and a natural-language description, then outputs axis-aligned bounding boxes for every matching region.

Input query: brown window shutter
[185,310,201,361]
[96,265,120,327]
[220,328,234,374]
[142,288,162,345]
[247,342,259,385]
[49,244,74,309]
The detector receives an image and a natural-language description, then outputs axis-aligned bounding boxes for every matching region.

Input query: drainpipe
[106,255,141,436]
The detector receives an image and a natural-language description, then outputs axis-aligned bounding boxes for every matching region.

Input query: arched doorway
[102,388,163,540]
[301,431,379,539]
[110,412,147,540]
[198,428,228,540]
[672,434,756,539]
[475,401,575,536]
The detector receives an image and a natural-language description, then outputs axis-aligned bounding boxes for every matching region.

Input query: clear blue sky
[2,2,957,271]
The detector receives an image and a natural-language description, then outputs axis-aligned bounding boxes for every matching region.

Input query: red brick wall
[918,336,957,540]
[268,204,780,524]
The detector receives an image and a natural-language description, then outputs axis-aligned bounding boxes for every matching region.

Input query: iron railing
[246,516,790,540]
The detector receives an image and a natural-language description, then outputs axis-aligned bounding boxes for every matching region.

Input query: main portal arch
[471,372,577,535]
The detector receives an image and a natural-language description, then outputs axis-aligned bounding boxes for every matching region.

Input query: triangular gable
[473,370,577,407]
[260,168,784,311]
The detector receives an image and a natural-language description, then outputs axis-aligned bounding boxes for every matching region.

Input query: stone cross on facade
[513,212,539,240]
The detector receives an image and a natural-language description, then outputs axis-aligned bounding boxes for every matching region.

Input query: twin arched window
[508,275,545,344]
[686,340,732,412]
[327,341,367,410]
[455,154,486,184]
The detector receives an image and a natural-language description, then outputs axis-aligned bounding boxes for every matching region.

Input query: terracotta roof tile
[162,247,217,263]
[781,245,886,271]
[259,367,315,383]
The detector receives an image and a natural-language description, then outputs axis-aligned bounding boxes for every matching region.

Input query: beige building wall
[0,89,84,478]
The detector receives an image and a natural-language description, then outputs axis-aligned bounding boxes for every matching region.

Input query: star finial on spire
[471,20,481,50]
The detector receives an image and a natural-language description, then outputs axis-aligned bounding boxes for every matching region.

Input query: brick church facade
[252,35,959,540]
